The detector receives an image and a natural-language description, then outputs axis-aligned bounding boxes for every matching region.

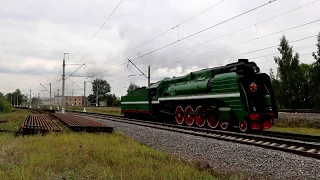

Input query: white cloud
[0,0,319,97]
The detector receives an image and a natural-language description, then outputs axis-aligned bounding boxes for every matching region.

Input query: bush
[0,98,12,113]
[112,99,121,107]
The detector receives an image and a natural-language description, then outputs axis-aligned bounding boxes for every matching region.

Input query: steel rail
[66,110,320,143]
[279,109,320,114]
[68,111,320,160]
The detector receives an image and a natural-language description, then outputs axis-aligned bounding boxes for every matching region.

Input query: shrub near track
[0,132,215,179]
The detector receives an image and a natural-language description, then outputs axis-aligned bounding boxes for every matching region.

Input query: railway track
[67,111,320,160]
[17,114,62,134]
[278,109,320,114]
[52,113,113,133]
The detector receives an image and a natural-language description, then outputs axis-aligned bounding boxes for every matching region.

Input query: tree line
[87,79,120,107]
[0,89,27,112]
[271,32,320,109]
[2,33,320,111]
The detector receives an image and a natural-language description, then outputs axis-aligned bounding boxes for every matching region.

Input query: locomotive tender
[121,59,278,132]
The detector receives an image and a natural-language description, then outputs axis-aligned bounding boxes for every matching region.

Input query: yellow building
[65,96,83,106]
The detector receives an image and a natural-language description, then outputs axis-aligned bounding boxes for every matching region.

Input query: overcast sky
[1,0,319,98]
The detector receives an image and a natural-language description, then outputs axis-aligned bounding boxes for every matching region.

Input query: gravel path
[83,115,320,180]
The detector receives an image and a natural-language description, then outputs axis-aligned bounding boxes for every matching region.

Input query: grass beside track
[67,106,121,116]
[0,132,217,179]
[0,109,240,179]
[0,108,29,132]
[271,118,320,136]
[269,127,320,136]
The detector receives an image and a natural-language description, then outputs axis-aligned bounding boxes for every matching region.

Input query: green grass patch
[274,118,320,129]
[269,127,320,136]
[0,132,217,179]
[0,108,29,132]
[67,106,121,116]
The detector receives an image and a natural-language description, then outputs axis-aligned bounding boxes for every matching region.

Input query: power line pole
[29,89,31,108]
[61,53,68,113]
[84,81,86,107]
[10,94,12,106]
[148,65,151,112]
[16,91,19,107]
[56,89,60,109]
[40,83,52,110]
[49,83,52,110]
[38,93,40,109]
[148,65,150,87]
[96,81,98,107]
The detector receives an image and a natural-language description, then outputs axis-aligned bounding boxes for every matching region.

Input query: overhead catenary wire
[110,34,319,85]
[197,19,320,58]
[44,0,123,90]
[91,0,228,68]
[65,63,86,80]
[68,0,123,62]
[33,0,320,98]
[111,49,317,92]
[148,20,320,69]
[221,35,318,61]
[72,81,84,90]
[75,0,318,80]
[106,21,320,80]
[68,31,319,95]
[91,0,277,77]
[132,0,320,68]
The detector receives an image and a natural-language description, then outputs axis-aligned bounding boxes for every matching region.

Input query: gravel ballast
[84,115,320,180]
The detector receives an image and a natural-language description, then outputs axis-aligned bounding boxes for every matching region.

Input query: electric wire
[91,0,277,77]
[65,63,86,80]
[133,0,320,67]
[91,0,228,68]
[68,0,123,62]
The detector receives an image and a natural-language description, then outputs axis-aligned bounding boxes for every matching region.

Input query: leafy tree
[0,92,4,99]
[127,83,139,93]
[0,97,11,113]
[106,94,117,107]
[299,63,313,108]
[311,32,320,108]
[31,97,41,106]
[112,99,121,107]
[88,79,111,105]
[273,36,306,109]
[5,89,25,105]
[269,69,282,108]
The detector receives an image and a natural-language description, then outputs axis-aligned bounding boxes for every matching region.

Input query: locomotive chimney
[238,59,249,63]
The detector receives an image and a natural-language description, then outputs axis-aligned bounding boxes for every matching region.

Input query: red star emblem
[250,82,257,93]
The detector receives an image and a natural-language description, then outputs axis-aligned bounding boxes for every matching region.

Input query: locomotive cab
[236,60,278,131]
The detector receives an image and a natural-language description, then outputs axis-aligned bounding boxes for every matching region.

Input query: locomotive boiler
[121,59,278,132]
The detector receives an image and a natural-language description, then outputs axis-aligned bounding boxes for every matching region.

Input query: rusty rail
[51,113,113,132]
[17,114,62,134]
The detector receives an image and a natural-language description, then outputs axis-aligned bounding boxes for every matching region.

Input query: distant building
[54,96,83,106]
[54,96,62,106]
[41,99,53,106]
[99,101,107,106]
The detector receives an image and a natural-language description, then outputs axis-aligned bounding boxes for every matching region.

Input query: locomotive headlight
[253,107,257,112]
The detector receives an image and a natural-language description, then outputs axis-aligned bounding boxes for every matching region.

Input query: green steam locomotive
[121,59,278,132]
